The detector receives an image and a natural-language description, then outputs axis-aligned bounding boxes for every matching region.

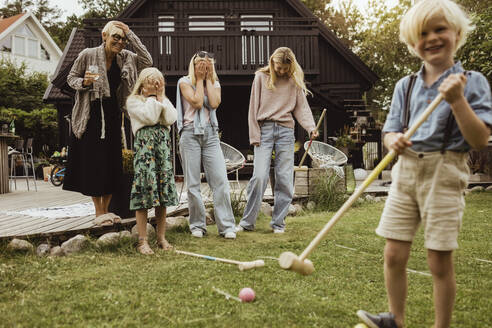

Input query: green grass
[1,192,491,327]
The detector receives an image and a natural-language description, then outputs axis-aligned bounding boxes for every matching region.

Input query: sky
[50,0,85,20]
[49,0,400,20]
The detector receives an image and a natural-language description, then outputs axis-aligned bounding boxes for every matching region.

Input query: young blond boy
[357,1,492,327]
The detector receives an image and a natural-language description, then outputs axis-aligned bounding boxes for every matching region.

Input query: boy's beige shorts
[376,148,469,251]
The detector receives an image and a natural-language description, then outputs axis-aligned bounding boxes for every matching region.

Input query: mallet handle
[298,108,327,168]
[299,94,443,261]
[175,250,241,265]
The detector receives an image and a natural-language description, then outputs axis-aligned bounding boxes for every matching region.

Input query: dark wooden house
[44,0,379,169]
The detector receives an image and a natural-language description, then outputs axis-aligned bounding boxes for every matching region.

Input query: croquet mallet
[175,250,265,271]
[298,108,327,168]
[279,94,444,275]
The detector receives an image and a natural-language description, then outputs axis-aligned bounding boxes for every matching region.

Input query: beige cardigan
[67,30,152,139]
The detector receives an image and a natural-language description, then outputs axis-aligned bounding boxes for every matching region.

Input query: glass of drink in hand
[87,65,99,81]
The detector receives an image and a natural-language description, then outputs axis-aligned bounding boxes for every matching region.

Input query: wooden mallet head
[278,251,314,275]
[238,259,265,271]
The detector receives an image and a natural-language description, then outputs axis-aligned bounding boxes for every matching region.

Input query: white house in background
[0,11,62,77]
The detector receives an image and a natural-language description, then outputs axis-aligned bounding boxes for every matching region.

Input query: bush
[309,170,346,212]
[0,59,49,112]
[0,107,58,155]
[230,187,246,219]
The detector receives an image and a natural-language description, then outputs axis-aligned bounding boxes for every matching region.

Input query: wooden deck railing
[83,17,321,76]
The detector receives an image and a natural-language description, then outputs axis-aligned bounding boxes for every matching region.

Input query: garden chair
[304,140,347,178]
[9,138,37,191]
[220,141,246,190]
[177,141,245,204]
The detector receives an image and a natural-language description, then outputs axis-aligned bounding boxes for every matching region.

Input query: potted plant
[335,134,356,156]
[109,149,135,219]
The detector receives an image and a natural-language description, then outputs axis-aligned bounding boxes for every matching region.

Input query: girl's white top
[126,96,177,135]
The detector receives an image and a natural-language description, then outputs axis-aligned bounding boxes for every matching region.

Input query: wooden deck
[0,180,189,242]
[0,172,394,242]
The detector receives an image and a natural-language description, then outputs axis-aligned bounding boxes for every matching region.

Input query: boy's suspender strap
[441,70,469,154]
[403,73,418,132]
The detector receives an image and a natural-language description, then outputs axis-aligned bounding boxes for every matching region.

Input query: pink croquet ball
[238,287,255,302]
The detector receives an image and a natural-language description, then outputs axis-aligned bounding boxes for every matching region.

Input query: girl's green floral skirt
[130,125,178,210]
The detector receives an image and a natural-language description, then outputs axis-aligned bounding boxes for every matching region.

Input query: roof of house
[43,28,85,102]
[118,0,378,86]
[0,12,25,34]
[0,11,62,57]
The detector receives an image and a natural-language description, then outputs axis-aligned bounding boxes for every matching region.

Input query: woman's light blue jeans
[239,122,295,230]
[179,124,235,235]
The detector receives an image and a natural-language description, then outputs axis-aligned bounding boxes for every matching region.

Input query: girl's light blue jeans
[239,122,295,230]
[179,124,235,235]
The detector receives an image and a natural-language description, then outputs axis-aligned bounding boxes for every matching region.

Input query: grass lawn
[1,192,491,327]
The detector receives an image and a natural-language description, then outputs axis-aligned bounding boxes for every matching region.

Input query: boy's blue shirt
[383,61,492,152]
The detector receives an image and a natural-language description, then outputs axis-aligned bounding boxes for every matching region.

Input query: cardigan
[67,29,152,139]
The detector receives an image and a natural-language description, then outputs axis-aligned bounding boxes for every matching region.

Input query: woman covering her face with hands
[126,68,178,254]
[176,51,237,240]
[64,20,152,226]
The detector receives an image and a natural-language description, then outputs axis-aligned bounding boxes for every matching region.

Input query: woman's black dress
[63,59,123,197]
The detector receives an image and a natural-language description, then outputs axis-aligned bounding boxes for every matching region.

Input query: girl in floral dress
[126,67,178,255]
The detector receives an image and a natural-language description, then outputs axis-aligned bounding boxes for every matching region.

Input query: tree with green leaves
[80,0,132,18]
[0,0,60,25]
[0,59,50,111]
[457,5,492,86]
[0,0,33,17]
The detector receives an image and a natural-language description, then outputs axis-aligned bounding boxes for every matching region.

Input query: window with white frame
[10,23,49,60]
[241,15,272,65]
[188,15,225,31]
[158,15,174,55]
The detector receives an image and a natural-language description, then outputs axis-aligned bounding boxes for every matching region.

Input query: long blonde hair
[258,47,312,96]
[128,67,166,100]
[186,52,218,86]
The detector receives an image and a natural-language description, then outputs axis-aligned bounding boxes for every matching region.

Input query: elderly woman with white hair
[63,21,152,226]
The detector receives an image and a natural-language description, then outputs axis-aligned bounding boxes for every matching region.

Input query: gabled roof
[117,0,378,86]
[43,28,85,103]
[0,11,62,57]
[0,12,25,34]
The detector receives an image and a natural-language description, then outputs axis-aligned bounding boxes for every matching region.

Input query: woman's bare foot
[157,238,173,251]
[137,238,154,255]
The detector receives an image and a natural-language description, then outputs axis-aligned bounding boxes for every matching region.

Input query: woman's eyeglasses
[196,51,214,59]
[111,34,128,43]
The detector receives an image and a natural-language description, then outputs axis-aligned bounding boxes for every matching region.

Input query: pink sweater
[248,71,316,145]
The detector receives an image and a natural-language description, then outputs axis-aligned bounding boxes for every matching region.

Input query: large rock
[50,246,65,257]
[119,230,133,240]
[166,216,188,229]
[36,244,51,256]
[260,202,272,216]
[470,186,485,193]
[287,204,302,216]
[61,234,89,255]
[7,239,34,252]
[131,223,156,239]
[97,232,121,246]
[486,185,492,192]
